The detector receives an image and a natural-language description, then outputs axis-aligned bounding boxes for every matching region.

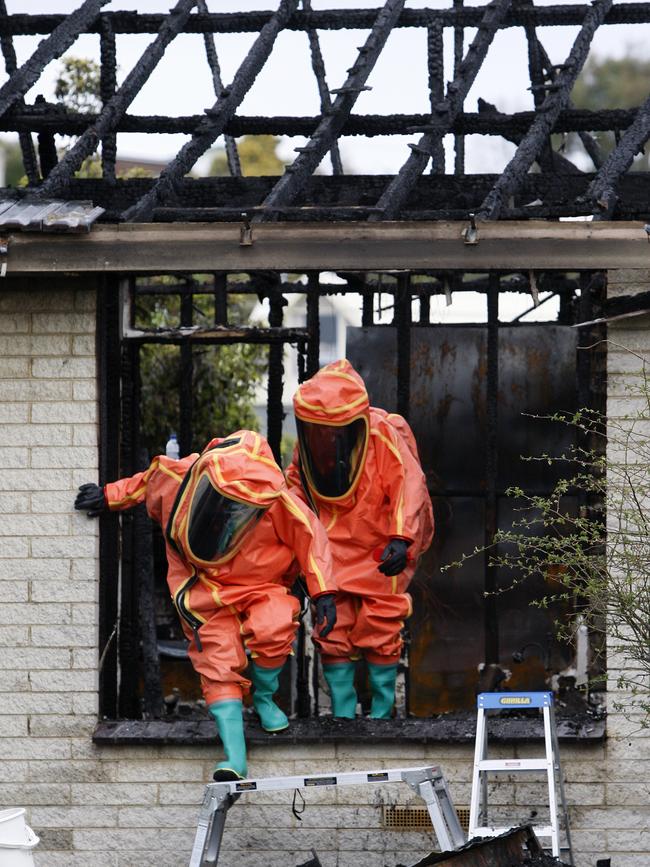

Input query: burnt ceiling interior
[1,0,649,223]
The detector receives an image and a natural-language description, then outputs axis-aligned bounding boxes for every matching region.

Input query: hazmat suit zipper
[174,574,204,651]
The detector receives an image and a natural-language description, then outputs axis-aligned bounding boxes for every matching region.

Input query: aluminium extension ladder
[189,765,466,867]
[468,691,574,865]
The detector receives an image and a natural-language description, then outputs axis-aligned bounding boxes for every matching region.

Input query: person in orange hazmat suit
[286,359,433,719]
[74,430,336,780]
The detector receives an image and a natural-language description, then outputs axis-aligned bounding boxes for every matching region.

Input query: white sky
[6,0,646,176]
[5,1,642,323]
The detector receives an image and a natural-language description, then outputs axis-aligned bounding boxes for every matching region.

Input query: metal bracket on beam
[239,213,253,246]
[461,213,479,245]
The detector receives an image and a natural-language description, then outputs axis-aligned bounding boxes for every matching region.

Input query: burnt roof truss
[0,1,648,223]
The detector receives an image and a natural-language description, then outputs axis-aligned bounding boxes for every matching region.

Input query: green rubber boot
[323,662,357,719]
[250,663,289,732]
[208,699,247,781]
[368,662,398,719]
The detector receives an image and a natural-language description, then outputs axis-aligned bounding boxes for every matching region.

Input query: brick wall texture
[0,277,648,866]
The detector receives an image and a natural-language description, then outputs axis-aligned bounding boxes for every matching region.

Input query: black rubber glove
[74,483,107,518]
[378,539,409,576]
[314,593,337,638]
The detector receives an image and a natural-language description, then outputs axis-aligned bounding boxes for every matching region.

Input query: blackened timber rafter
[302,0,343,176]
[452,0,465,174]
[99,16,117,180]
[256,0,405,221]
[0,0,38,184]
[7,4,650,36]
[522,0,553,172]
[1,107,640,140]
[426,22,445,174]
[0,0,108,122]
[32,0,198,201]
[528,26,604,170]
[586,94,650,219]
[371,0,511,220]
[123,0,300,223]
[476,0,612,221]
[196,0,241,178]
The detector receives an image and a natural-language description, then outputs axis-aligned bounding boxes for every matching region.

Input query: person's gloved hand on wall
[74,483,107,518]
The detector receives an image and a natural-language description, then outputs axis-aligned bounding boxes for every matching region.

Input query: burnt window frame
[95,267,607,744]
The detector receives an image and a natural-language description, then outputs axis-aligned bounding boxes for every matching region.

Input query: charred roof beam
[0,0,108,123]
[303,0,343,175]
[528,17,604,169]
[6,5,650,35]
[256,0,405,220]
[426,22,445,173]
[371,0,512,220]
[476,0,613,221]
[196,0,241,178]
[1,107,639,138]
[585,94,650,219]
[522,0,554,173]
[123,0,300,222]
[0,0,39,184]
[32,0,197,201]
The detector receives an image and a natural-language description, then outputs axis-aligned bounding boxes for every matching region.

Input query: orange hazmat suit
[287,360,433,666]
[104,431,336,704]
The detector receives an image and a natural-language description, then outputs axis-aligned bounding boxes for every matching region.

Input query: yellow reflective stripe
[158,463,183,483]
[392,575,397,594]
[371,428,402,462]
[198,574,223,607]
[107,457,161,507]
[295,389,368,416]
[280,492,327,593]
[211,450,280,500]
[325,509,338,532]
[229,480,281,502]
[108,483,147,507]
[371,427,404,536]
[308,554,327,594]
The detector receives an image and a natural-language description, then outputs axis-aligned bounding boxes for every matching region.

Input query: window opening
[98,268,605,726]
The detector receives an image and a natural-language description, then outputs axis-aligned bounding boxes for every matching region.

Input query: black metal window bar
[97,267,605,723]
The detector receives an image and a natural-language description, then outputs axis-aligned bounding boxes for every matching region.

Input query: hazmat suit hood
[168,430,285,565]
[293,359,370,502]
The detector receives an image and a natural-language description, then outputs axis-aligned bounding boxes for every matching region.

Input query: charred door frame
[97,266,605,722]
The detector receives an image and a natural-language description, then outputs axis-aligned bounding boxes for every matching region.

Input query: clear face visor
[186,473,263,563]
[297,417,367,498]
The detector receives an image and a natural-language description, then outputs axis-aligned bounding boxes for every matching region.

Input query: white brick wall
[0,275,649,866]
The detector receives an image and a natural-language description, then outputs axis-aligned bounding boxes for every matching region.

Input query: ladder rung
[477,759,549,772]
[470,825,555,839]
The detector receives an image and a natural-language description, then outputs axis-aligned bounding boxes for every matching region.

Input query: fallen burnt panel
[407,825,566,867]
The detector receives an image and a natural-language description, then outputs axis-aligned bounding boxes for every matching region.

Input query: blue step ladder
[468,691,574,865]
